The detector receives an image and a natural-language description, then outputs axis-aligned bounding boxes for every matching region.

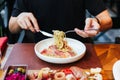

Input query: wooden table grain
[1,43,120,80]
[94,44,120,80]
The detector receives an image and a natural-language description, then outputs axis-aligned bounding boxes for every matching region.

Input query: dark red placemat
[3,43,102,70]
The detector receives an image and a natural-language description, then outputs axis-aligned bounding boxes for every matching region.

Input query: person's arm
[95,9,113,31]
[74,9,113,38]
[9,12,40,33]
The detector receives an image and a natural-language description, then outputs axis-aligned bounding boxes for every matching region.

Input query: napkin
[0,36,8,57]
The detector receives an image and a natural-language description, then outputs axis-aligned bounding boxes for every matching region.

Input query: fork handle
[65,30,75,33]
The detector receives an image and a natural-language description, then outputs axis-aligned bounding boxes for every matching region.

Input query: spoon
[40,30,53,37]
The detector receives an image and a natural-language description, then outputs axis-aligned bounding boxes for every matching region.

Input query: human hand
[74,18,100,38]
[17,12,40,32]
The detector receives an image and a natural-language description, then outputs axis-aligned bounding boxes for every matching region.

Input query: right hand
[17,12,40,32]
[74,18,100,38]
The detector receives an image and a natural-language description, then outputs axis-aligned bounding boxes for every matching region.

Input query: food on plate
[28,66,103,80]
[54,72,66,80]
[41,30,76,58]
[4,67,26,80]
[53,30,68,52]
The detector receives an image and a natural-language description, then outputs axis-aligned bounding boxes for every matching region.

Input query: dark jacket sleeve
[11,0,27,17]
[85,0,107,16]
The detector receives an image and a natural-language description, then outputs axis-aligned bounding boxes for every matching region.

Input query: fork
[65,29,99,33]
[40,29,99,37]
[39,30,74,37]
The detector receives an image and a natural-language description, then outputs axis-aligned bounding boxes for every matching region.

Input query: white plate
[34,38,86,64]
[113,60,120,80]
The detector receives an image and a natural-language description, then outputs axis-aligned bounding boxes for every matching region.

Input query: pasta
[41,30,76,58]
[53,30,71,52]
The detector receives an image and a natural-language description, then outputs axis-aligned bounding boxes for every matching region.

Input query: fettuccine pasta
[53,30,71,52]
[41,30,76,58]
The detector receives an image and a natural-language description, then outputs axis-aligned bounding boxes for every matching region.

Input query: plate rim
[34,38,86,64]
[113,60,120,80]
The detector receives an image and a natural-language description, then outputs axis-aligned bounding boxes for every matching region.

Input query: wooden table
[94,44,120,80]
[1,43,120,80]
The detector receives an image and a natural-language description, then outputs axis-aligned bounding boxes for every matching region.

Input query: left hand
[74,18,100,38]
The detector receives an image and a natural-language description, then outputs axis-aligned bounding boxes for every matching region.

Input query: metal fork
[40,30,75,37]
[40,29,99,37]
[65,29,99,33]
